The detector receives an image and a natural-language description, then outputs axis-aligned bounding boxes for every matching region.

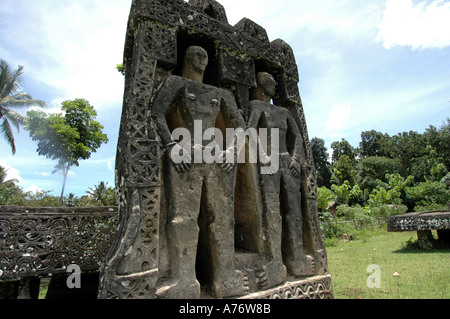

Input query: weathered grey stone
[388,210,450,249]
[0,206,117,299]
[98,0,331,299]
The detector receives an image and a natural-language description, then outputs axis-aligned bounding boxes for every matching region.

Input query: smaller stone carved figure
[152,46,249,298]
[248,72,315,289]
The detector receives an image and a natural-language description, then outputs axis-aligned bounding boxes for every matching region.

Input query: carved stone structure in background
[98,0,332,299]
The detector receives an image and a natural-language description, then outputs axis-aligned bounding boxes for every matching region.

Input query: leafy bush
[367,173,414,207]
[331,181,363,206]
[321,220,355,241]
[405,180,450,211]
[318,186,335,212]
[369,204,408,217]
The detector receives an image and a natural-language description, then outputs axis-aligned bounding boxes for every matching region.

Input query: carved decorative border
[241,275,333,299]
[388,210,450,232]
[0,206,117,281]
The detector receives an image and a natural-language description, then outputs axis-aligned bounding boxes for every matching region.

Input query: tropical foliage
[0,171,116,208]
[26,98,108,205]
[313,119,450,239]
[0,59,45,154]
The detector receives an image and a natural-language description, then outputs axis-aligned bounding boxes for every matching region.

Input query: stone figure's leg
[280,168,314,276]
[201,165,249,298]
[156,163,202,299]
[257,170,287,289]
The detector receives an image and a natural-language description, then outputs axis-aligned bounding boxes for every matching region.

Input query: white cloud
[0,160,22,183]
[25,185,43,194]
[35,171,52,177]
[107,159,115,173]
[220,0,384,45]
[67,170,76,177]
[326,104,352,134]
[377,0,450,50]
[1,0,129,109]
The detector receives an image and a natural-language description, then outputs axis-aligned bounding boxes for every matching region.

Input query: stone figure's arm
[287,111,303,177]
[151,77,184,147]
[152,77,192,172]
[246,102,262,130]
[217,90,245,172]
[246,103,276,174]
[220,90,246,130]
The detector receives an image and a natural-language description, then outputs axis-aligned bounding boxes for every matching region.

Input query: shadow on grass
[393,236,450,254]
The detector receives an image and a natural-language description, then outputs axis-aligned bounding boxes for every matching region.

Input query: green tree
[0,165,23,205]
[87,181,109,206]
[330,138,357,165]
[0,60,45,154]
[318,186,335,212]
[359,130,392,158]
[23,190,60,207]
[367,173,414,208]
[405,180,450,211]
[64,193,77,207]
[311,137,332,188]
[390,131,427,176]
[0,165,18,186]
[330,154,356,186]
[331,181,363,206]
[423,119,450,170]
[357,156,403,190]
[26,99,108,205]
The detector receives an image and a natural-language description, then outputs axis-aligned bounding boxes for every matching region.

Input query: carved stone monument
[98,0,333,299]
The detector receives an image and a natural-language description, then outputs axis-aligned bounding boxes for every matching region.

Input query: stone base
[240,275,333,299]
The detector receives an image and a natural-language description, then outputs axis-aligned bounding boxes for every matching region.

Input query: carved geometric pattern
[127,139,160,187]
[189,0,229,24]
[219,47,256,87]
[129,188,160,271]
[0,206,117,281]
[242,275,333,299]
[234,18,270,43]
[103,272,158,299]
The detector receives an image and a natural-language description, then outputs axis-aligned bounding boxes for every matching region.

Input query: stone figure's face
[258,72,277,98]
[186,46,209,74]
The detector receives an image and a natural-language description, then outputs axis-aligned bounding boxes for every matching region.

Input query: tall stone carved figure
[152,46,248,298]
[98,0,333,300]
[247,72,314,290]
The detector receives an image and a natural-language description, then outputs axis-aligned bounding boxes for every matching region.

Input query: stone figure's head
[184,46,209,74]
[256,72,277,99]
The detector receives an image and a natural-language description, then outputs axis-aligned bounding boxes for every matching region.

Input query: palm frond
[0,92,33,104]
[0,60,10,96]
[1,94,46,108]
[1,118,16,154]
[0,63,24,99]
[0,178,19,186]
[1,108,27,128]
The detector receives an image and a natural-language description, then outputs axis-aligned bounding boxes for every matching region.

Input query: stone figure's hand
[217,150,235,173]
[169,144,192,173]
[260,153,277,175]
[290,158,301,178]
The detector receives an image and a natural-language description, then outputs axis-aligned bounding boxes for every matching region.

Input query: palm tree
[0,59,46,154]
[87,181,109,206]
[0,165,18,185]
[64,193,78,207]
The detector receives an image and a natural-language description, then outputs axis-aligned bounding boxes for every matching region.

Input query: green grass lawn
[37,228,448,299]
[326,228,450,299]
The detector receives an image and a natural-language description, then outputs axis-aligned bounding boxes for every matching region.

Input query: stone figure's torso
[173,76,226,146]
[249,100,291,155]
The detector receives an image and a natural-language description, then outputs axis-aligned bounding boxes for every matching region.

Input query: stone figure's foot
[285,254,315,277]
[255,260,287,290]
[155,279,200,299]
[212,270,250,298]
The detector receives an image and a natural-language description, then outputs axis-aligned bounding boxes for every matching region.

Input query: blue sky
[1,0,449,197]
